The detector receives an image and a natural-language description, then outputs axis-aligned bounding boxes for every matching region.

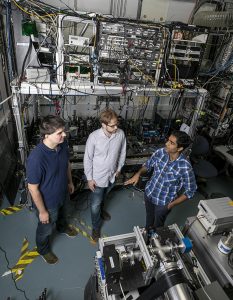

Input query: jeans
[36,203,68,255]
[90,183,113,230]
[145,194,171,230]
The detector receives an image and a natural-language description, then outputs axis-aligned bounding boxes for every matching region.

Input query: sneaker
[42,252,58,265]
[62,225,78,238]
[92,229,101,242]
[101,210,111,221]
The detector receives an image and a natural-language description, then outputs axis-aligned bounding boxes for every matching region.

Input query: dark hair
[99,109,118,125]
[39,115,65,138]
[170,130,191,150]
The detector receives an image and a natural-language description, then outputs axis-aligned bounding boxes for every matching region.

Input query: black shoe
[61,224,78,238]
[101,210,111,221]
[41,252,58,264]
[92,229,101,242]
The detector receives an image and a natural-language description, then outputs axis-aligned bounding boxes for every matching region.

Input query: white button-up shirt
[84,128,126,187]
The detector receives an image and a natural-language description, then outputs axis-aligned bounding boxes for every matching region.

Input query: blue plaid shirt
[144,147,197,206]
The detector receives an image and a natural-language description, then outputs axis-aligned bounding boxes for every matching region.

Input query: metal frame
[95,225,211,300]
[56,14,96,87]
[11,81,207,166]
[12,86,29,165]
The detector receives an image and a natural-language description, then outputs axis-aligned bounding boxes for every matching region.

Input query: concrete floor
[0,175,233,300]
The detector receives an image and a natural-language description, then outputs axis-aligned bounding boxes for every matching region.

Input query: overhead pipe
[193,11,233,27]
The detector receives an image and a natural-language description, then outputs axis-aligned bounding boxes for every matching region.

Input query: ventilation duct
[193,11,233,27]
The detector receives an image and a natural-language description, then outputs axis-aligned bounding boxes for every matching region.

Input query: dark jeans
[145,194,171,230]
[36,203,68,255]
[90,183,114,230]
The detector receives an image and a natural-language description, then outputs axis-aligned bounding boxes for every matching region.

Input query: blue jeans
[145,194,171,230]
[36,203,68,255]
[90,183,113,230]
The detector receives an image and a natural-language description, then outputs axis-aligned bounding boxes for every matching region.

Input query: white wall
[33,0,195,20]
[141,0,196,23]
[42,0,139,18]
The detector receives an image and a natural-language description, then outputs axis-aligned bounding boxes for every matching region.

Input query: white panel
[123,0,139,18]
[39,0,75,9]
[141,0,196,23]
[141,0,169,22]
[35,0,139,17]
[73,0,111,14]
[12,10,38,75]
[167,0,196,23]
[40,0,110,14]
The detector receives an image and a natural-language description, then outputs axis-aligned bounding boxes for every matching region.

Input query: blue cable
[200,53,233,76]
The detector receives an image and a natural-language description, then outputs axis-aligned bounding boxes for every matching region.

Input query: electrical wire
[5,0,15,81]
[183,215,205,236]
[12,1,171,91]
[194,268,212,300]
[119,280,126,300]
[0,94,13,106]
[228,248,233,268]
[19,37,33,85]
[12,0,207,128]
[0,245,30,300]
[12,0,56,19]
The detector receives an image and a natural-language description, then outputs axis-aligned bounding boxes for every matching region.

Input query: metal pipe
[12,88,28,164]
[119,249,141,263]
[117,0,120,17]
[123,0,127,17]
[80,23,89,37]
[193,11,233,27]
[0,95,12,106]
[137,0,143,20]
[110,0,113,15]
[151,234,169,262]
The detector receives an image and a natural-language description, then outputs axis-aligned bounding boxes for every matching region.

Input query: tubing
[193,11,233,27]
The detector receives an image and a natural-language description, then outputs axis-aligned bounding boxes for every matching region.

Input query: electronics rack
[13,14,209,165]
[56,15,96,87]
[158,23,208,89]
[26,15,208,90]
[204,82,233,137]
[97,21,166,86]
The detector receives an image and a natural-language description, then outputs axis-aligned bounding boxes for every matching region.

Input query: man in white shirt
[84,109,126,241]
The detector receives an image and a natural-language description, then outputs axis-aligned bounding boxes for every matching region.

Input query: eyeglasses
[107,122,119,128]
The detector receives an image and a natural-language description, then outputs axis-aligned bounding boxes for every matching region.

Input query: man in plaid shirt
[125,130,197,229]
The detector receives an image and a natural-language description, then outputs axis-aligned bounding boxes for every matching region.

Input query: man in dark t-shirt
[26,115,77,264]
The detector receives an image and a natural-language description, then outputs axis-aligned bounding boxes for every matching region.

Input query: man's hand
[39,211,49,224]
[124,173,140,186]
[167,202,173,210]
[88,180,96,192]
[115,171,120,177]
[68,182,75,194]
[167,195,188,210]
